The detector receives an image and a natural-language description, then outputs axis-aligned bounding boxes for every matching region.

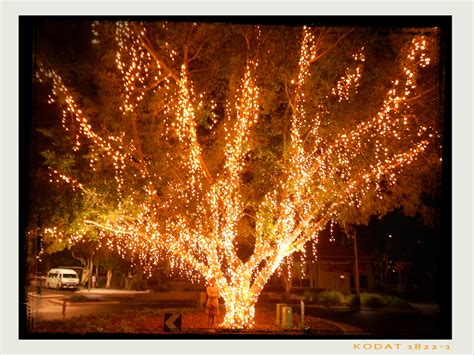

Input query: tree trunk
[71,252,88,286]
[81,269,88,286]
[219,250,281,329]
[87,254,93,291]
[106,269,112,289]
[221,286,259,329]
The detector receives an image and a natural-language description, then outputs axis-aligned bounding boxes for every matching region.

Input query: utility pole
[345,223,361,308]
[35,216,43,295]
[353,230,361,308]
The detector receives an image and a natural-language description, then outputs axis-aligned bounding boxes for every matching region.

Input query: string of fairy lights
[37,22,437,328]
[331,48,365,102]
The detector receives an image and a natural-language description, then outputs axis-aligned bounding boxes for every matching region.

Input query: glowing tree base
[221,304,256,329]
[220,290,257,329]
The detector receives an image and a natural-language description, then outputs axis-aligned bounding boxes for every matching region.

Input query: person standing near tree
[206,278,220,328]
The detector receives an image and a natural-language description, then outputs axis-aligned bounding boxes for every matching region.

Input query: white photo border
[1,1,472,354]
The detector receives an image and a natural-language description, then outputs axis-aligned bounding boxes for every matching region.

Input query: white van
[46,268,80,289]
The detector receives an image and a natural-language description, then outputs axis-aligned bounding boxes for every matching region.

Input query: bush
[314,290,345,306]
[355,293,412,309]
[380,294,412,309]
[360,293,386,308]
[346,294,357,308]
[301,288,325,302]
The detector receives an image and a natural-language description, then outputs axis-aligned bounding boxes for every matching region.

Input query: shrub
[314,290,345,306]
[360,293,386,308]
[380,294,412,309]
[301,288,325,302]
[346,294,358,308]
[356,293,412,309]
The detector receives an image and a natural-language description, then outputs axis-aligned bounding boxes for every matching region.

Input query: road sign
[164,313,182,332]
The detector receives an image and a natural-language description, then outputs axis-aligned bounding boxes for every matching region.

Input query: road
[302,306,444,338]
[25,286,124,323]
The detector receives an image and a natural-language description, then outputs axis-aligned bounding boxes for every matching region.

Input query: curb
[317,318,366,335]
[27,292,65,299]
[74,289,150,295]
[49,299,120,306]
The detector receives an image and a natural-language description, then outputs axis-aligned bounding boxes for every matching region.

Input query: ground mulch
[29,305,342,336]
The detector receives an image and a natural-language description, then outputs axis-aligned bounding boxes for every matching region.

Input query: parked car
[46,268,80,289]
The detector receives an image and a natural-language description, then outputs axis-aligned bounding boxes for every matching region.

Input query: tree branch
[310,27,355,63]
[131,25,179,82]
[284,79,296,114]
[71,251,86,267]
[405,87,436,102]
[188,42,205,62]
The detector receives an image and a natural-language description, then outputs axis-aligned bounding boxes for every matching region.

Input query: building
[270,238,375,295]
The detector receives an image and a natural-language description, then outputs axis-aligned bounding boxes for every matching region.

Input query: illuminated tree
[34,21,442,328]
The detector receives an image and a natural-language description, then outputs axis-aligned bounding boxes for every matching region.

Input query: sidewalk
[318,318,367,335]
[28,292,65,299]
[406,302,440,315]
[74,288,150,295]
